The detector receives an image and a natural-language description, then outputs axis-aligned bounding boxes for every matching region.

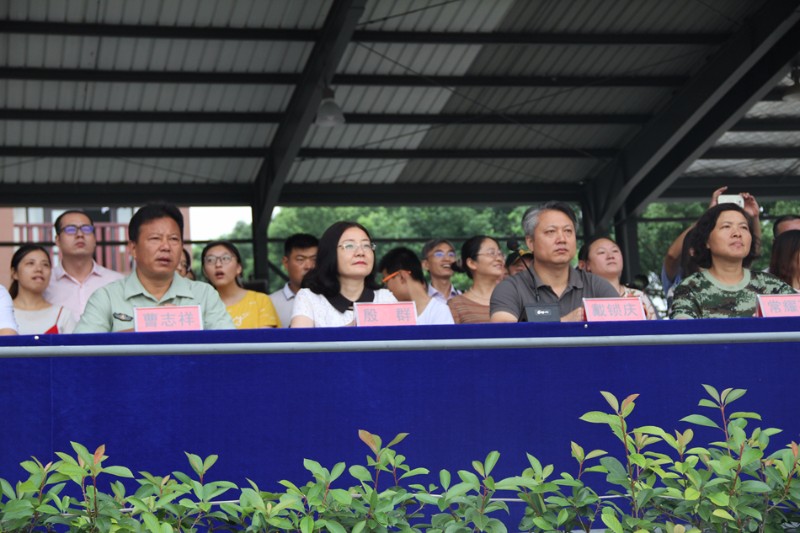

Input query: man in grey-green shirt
[74,203,234,333]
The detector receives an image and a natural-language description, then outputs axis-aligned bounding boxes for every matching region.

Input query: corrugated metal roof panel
[419,124,634,150]
[684,159,800,177]
[288,158,407,184]
[715,131,800,147]
[338,86,453,114]
[400,158,601,184]
[304,124,430,150]
[744,101,800,119]
[359,0,514,32]
[339,43,482,76]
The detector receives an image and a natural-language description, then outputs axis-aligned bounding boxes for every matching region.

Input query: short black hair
[421,238,456,259]
[284,233,318,256]
[302,221,380,297]
[377,247,425,284]
[689,204,758,269]
[772,215,800,237]
[129,202,184,242]
[54,210,94,234]
[577,235,615,263]
[9,244,51,299]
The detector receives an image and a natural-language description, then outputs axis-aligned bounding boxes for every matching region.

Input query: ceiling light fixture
[315,86,346,127]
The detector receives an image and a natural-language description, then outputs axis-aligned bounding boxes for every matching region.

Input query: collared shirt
[44,262,124,319]
[490,266,617,320]
[269,283,297,329]
[427,283,461,303]
[74,272,235,333]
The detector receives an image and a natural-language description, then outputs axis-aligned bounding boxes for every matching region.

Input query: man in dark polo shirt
[490,201,617,322]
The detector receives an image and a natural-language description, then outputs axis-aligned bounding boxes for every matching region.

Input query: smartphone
[717,194,744,208]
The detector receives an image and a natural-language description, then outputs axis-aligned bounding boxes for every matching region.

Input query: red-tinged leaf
[621,394,640,411]
[358,430,379,454]
[44,461,53,472]
[791,442,799,458]
[162,475,171,486]
[78,456,85,468]
[93,445,106,465]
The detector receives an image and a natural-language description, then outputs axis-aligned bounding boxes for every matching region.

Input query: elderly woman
[447,235,505,324]
[769,229,800,291]
[579,236,658,320]
[290,221,396,327]
[670,204,794,319]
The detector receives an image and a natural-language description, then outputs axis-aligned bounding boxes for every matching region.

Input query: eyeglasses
[338,241,376,253]
[476,249,504,258]
[429,250,456,259]
[59,224,95,235]
[381,269,409,284]
[203,254,234,265]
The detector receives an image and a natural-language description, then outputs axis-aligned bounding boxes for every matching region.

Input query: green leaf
[184,452,203,476]
[585,449,608,460]
[713,509,735,521]
[330,462,345,482]
[708,491,729,507]
[202,454,218,472]
[471,460,485,477]
[702,384,720,402]
[102,465,134,478]
[600,391,619,412]
[580,411,615,424]
[557,508,569,526]
[349,465,372,483]
[738,506,763,520]
[484,450,500,477]
[730,412,762,420]
[740,480,771,493]
[440,469,451,490]
[681,414,720,429]
[601,512,623,533]
[386,432,409,447]
[684,487,700,500]
[326,520,347,533]
[698,399,718,408]
[723,388,747,404]
[352,520,366,533]
[142,511,161,533]
[399,467,429,480]
[300,515,314,533]
[740,447,763,466]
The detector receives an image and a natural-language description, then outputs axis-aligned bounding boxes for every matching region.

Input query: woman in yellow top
[201,241,280,328]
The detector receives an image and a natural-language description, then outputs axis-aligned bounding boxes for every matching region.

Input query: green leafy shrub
[2,386,798,532]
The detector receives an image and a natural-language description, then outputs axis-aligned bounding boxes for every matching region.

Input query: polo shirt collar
[529,265,584,290]
[53,261,101,281]
[282,283,296,300]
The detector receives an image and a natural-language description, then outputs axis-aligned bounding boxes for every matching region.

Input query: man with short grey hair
[491,201,616,322]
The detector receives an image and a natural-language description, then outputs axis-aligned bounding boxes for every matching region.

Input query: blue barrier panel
[1,318,798,525]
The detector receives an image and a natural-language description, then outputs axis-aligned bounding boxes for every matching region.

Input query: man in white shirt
[269,233,318,327]
[378,247,455,325]
[44,210,123,320]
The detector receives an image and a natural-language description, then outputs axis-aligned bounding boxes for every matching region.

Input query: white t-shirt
[417,297,455,325]
[291,288,397,327]
[15,305,77,335]
[0,287,18,332]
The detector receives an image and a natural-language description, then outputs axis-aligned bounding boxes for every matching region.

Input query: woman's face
[13,250,51,295]
[467,238,505,280]
[706,210,752,264]
[202,245,241,288]
[336,227,374,281]
[585,238,623,280]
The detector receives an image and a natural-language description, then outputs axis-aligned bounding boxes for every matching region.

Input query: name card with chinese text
[583,297,646,322]
[354,302,417,327]
[756,294,800,317]
[134,305,204,332]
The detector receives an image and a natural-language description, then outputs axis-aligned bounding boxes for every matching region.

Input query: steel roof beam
[0,109,651,125]
[0,68,687,87]
[587,0,800,231]
[0,21,727,45]
[0,184,251,207]
[0,147,617,158]
[663,176,800,201]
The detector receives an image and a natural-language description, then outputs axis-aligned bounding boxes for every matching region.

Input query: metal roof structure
[1,0,800,276]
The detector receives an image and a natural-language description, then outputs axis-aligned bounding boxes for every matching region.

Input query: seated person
[421,239,461,302]
[578,236,659,320]
[671,204,794,319]
[491,202,617,322]
[377,247,455,325]
[177,248,195,280]
[448,236,505,324]
[505,250,533,276]
[773,214,800,237]
[202,241,280,328]
[290,221,396,328]
[10,244,77,334]
[270,233,318,328]
[75,203,234,332]
[769,230,800,291]
[0,285,18,335]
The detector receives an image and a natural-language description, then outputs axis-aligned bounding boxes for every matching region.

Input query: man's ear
[127,241,136,262]
[421,259,429,272]
[281,256,289,271]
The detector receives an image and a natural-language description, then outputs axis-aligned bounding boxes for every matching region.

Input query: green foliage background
[193,200,800,294]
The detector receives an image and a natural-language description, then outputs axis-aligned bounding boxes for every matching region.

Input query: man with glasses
[421,239,461,303]
[45,210,123,319]
[490,202,616,322]
[75,203,234,333]
[270,233,318,328]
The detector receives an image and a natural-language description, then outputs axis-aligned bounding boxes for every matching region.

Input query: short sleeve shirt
[269,283,296,329]
[417,297,455,325]
[74,272,235,333]
[45,262,124,319]
[490,266,618,320]
[227,290,280,328]
[670,269,794,319]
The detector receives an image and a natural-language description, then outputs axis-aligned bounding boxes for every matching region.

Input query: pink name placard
[354,302,418,327]
[134,305,204,332]
[757,294,800,317]
[583,297,646,322]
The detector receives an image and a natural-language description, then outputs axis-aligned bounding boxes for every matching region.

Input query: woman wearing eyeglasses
[290,221,396,327]
[447,235,505,324]
[201,241,280,328]
[10,244,77,334]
